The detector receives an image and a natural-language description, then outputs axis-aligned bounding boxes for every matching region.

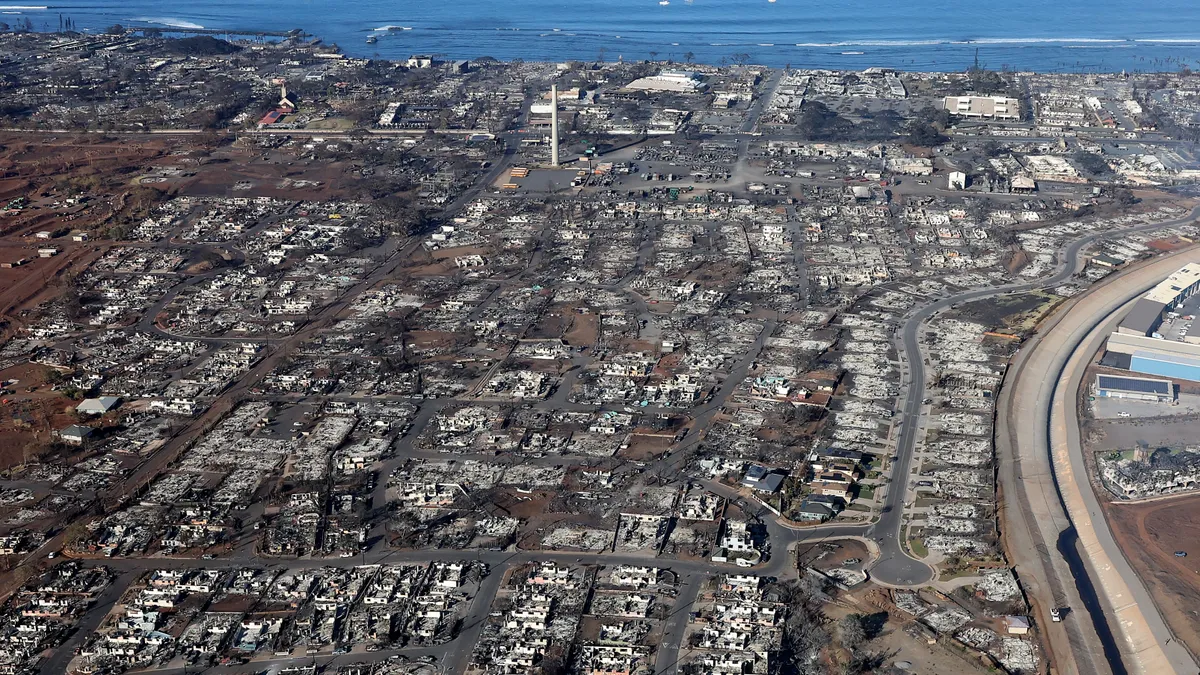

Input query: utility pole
[550,84,560,168]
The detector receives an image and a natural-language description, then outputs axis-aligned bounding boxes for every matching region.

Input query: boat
[659,1,669,5]
[366,35,377,44]
[768,0,776,3]
[841,51,864,55]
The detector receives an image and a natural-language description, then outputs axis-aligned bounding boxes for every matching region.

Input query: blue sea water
[9,0,1200,72]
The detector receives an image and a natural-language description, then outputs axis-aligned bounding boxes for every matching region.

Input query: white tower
[550,84,560,168]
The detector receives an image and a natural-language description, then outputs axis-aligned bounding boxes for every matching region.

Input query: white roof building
[77,396,120,415]
[943,95,1020,121]
[625,70,705,93]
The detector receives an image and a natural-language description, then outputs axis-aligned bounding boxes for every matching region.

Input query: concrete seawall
[1043,251,1200,674]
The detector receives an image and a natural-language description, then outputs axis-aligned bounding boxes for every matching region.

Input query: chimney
[551,84,560,168]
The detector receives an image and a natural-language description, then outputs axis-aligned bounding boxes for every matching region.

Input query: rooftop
[1144,263,1200,306]
[1096,374,1172,395]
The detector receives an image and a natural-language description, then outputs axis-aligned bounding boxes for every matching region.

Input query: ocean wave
[789,37,1132,48]
[794,40,942,47]
[0,5,47,9]
[952,37,1126,44]
[372,25,413,32]
[134,17,205,30]
[1134,38,1200,43]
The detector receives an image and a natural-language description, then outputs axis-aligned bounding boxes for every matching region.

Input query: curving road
[864,204,1200,586]
[1050,257,1200,675]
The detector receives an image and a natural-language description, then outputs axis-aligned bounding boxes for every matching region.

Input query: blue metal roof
[1132,349,1200,368]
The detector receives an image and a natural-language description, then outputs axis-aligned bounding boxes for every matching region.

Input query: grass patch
[938,568,976,582]
[304,117,356,130]
[909,537,928,559]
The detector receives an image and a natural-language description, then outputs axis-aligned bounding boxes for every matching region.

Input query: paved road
[997,325,1110,675]
[1050,258,1200,675]
[994,209,1200,675]
[740,70,782,134]
[40,570,139,675]
[654,571,703,675]
[25,115,1200,675]
[866,204,1200,587]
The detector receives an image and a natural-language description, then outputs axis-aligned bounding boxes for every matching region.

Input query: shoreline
[11,23,1200,74]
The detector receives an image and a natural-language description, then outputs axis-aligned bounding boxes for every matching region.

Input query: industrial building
[1094,374,1174,402]
[1146,262,1200,310]
[1117,298,1168,336]
[1107,263,1200,382]
[1116,263,1200,336]
[1128,350,1200,383]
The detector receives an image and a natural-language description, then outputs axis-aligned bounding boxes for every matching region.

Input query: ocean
[8,0,1200,72]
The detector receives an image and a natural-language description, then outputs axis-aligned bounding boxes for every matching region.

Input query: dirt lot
[1104,492,1200,659]
[1083,416,1200,452]
[1146,236,1194,252]
[949,290,1063,334]
[796,538,869,573]
[830,590,994,675]
[562,312,598,347]
[0,361,83,471]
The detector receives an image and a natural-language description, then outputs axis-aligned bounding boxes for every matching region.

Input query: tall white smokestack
[551,84,560,167]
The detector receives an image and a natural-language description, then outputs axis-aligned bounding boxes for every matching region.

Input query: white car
[1117,411,1132,418]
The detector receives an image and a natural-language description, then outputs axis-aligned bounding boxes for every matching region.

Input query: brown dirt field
[430,245,488,260]
[1105,493,1200,658]
[562,313,598,347]
[619,434,673,461]
[1146,236,1194,252]
[0,134,180,235]
[0,245,106,339]
[406,262,456,276]
[502,492,554,520]
[205,597,256,613]
[525,312,570,341]
[0,360,80,471]
[0,429,40,471]
[826,597,993,675]
[796,538,869,572]
[177,149,357,201]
